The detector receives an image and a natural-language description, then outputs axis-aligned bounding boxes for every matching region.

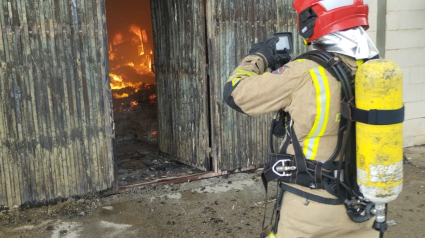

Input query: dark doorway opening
[105,0,204,188]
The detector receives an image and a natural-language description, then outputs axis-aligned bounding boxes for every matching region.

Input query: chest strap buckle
[272,159,297,177]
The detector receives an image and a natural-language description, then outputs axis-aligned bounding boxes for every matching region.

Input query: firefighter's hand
[274,48,291,69]
[248,35,279,71]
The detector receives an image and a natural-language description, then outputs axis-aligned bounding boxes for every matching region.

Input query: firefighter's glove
[248,35,279,71]
[274,48,292,69]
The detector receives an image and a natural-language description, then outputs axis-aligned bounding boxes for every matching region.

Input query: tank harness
[260,51,404,238]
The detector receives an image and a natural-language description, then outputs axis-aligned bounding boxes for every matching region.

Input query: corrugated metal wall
[151,0,210,171]
[207,0,306,172]
[0,0,114,208]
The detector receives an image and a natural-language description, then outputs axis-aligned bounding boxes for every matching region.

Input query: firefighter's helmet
[292,0,369,42]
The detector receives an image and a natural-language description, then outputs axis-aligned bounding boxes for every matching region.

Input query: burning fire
[109,24,154,98]
[109,73,143,91]
[112,93,129,99]
[149,94,156,104]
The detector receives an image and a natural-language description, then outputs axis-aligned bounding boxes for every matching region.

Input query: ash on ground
[112,84,203,187]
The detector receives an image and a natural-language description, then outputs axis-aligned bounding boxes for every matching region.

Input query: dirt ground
[1,146,424,238]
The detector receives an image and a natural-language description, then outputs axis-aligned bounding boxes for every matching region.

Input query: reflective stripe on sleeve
[303,66,331,160]
[234,69,258,77]
[228,69,258,86]
[232,77,242,86]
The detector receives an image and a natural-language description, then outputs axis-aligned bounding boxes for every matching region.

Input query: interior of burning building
[105,0,202,187]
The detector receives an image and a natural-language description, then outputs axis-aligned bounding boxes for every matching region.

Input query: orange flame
[142,30,148,43]
[149,94,157,104]
[109,43,115,60]
[112,32,124,45]
[109,24,154,99]
[113,93,129,98]
[129,24,144,55]
[110,73,142,90]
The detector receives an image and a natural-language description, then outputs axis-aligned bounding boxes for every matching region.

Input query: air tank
[355,59,404,206]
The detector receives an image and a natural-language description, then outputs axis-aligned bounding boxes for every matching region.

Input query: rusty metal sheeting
[151,0,210,171]
[206,0,307,172]
[0,0,114,208]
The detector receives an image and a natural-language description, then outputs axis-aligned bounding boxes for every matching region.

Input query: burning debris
[109,24,154,90]
[112,83,157,143]
[105,0,203,186]
[107,20,157,143]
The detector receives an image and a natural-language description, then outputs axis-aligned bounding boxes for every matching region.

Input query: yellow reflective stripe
[356,59,364,68]
[235,69,257,77]
[232,77,241,86]
[297,59,306,63]
[228,69,257,86]
[303,66,331,160]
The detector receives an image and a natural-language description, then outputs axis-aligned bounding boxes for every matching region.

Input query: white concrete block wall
[385,0,425,147]
[366,0,377,43]
[366,0,425,147]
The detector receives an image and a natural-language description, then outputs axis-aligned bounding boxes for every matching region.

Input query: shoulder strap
[296,51,403,125]
[296,50,344,80]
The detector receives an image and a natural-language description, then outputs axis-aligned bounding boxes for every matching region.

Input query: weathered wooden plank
[0,0,113,208]
[53,0,71,198]
[0,0,11,206]
[152,0,209,171]
[88,0,103,190]
[67,0,86,196]
[79,0,98,191]
[6,0,24,206]
[97,0,114,189]
[58,0,80,196]
[73,0,91,193]
[54,0,72,198]
[44,0,65,199]
[36,0,56,199]
[26,0,46,202]
[86,0,101,191]
[16,0,35,202]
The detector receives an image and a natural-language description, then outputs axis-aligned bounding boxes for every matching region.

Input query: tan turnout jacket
[224,53,361,162]
[223,53,364,199]
[224,53,380,237]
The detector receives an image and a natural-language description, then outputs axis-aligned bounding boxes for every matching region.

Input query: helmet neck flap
[310,26,379,60]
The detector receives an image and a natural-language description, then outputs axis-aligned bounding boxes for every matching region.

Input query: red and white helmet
[293,0,369,42]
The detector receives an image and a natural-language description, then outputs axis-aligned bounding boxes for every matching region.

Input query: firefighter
[223,0,380,237]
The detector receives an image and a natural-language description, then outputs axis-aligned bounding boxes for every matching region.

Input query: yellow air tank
[355,59,404,223]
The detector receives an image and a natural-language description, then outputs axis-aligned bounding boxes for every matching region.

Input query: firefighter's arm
[223,55,298,115]
[223,55,265,113]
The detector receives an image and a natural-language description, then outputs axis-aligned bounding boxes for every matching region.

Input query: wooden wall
[0,0,306,208]
[207,0,306,172]
[0,0,114,208]
[151,0,210,171]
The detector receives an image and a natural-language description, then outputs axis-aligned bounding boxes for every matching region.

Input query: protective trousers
[275,192,379,238]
